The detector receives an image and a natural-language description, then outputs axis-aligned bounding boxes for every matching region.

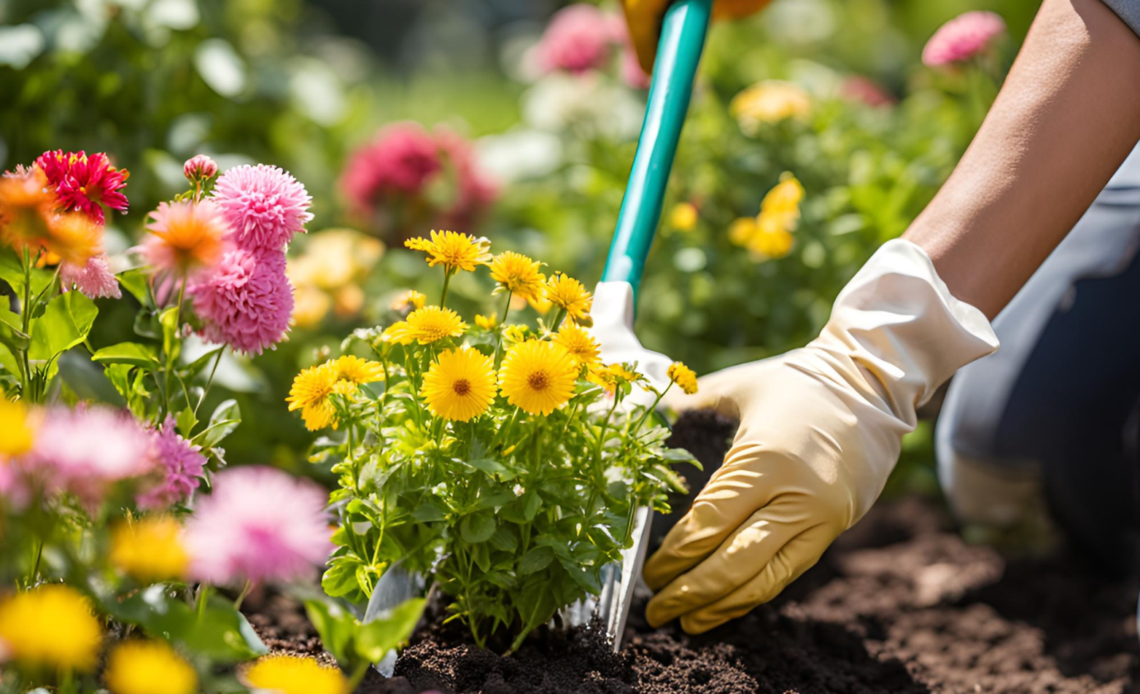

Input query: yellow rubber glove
[645,239,1000,634]
[623,0,774,73]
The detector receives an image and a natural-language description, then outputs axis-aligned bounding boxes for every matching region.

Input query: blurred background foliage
[0,0,1036,491]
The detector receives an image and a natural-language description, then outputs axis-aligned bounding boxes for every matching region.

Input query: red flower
[35,150,130,225]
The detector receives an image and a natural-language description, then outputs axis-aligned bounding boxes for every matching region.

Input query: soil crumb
[255,410,1140,693]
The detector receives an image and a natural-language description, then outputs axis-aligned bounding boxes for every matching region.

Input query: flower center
[527,371,549,392]
[452,378,471,396]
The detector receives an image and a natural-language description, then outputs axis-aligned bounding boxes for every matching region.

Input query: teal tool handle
[600,0,712,303]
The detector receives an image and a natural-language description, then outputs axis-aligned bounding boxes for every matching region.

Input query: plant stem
[346,660,370,693]
[631,382,671,436]
[194,347,226,418]
[492,291,512,367]
[440,270,453,308]
[233,580,253,611]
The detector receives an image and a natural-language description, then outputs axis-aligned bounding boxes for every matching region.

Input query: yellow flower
[405,230,491,274]
[474,313,497,330]
[730,80,811,133]
[667,362,699,395]
[729,174,802,262]
[382,321,415,346]
[287,361,341,431]
[292,285,332,329]
[333,355,385,385]
[242,655,348,694]
[502,325,531,344]
[499,340,578,416]
[334,284,365,317]
[422,347,497,422]
[761,173,804,218]
[490,251,546,301]
[0,586,102,671]
[553,322,600,369]
[289,229,383,291]
[104,640,197,694]
[404,306,467,344]
[587,363,640,394]
[0,398,35,458]
[545,274,592,323]
[668,202,699,232]
[749,225,794,259]
[389,289,426,312]
[110,517,189,583]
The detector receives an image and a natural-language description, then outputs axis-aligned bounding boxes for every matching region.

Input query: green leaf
[463,457,507,477]
[198,399,240,447]
[116,591,268,663]
[523,491,542,521]
[460,512,496,544]
[91,341,159,368]
[303,598,354,665]
[159,306,181,363]
[518,546,554,575]
[489,527,518,553]
[28,291,97,361]
[117,268,151,305]
[356,598,425,663]
[322,559,366,600]
[177,406,198,437]
[412,501,447,522]
[0,304,29,353]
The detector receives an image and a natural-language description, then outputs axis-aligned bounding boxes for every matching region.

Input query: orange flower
[143,200,229,275]
[0,166,55,256]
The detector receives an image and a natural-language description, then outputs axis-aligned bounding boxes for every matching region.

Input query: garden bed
[250,411,1140,693]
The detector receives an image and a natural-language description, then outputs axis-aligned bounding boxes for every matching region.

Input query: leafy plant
[295,233,697,651]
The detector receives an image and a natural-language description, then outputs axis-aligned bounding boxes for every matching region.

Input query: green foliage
[304,594,425,680]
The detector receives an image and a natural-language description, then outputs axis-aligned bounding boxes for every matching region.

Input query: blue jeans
[938,144,1140,573]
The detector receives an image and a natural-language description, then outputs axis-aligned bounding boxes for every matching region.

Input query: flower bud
[183,154,218,182]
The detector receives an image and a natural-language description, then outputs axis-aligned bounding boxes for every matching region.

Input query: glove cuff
[821,239,1000,417]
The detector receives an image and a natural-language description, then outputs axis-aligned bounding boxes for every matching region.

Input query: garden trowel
[574,0,713,650]
[366,0,712,671]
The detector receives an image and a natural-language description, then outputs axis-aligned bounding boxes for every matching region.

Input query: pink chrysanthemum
[35,150,130,225]
[25,406,155,504]
[536,5,624,74]
[183,466,332,585]
[138,416,204,510]
[60,254,121,299]
[211,164,312,253]
[840,76,895,108]
[922,11,1006,67]
[189,247,293,355]
[341,123,442,210]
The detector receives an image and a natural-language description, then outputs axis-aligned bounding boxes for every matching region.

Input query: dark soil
[251,411,1140,693]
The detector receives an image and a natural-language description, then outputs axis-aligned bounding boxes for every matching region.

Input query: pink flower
[184,154,218,182]
[25,406,155,505]
[189,247,293,355]
[183,466,332,585]
[61,254,121,299]
[211,164,312,253]
[340,123,499,243]
[35,150,130,225]
[341,123,442,209]
[536,5,623,74]
[922,11,1006,67]
[138,416,204,510]
[840,76,895,107]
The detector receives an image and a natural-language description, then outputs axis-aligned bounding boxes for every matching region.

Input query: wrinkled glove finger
[645,501,808,628]
[643,449,782,590]
[677,527,833,634]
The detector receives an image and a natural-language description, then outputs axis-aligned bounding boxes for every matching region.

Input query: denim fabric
[1104,0,1140,39]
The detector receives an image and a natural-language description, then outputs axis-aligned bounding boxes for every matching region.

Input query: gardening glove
[623,0,775,73]
[645,239,999,634]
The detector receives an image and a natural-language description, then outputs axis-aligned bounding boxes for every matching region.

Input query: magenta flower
[189,247,293,355]
[25,406,155,505]
[840,76,895,108]
[35,150,130,225]
[922,11,1006,67]
[183,466,332,586]
[60,254,121,299]
[536,5,623,74]
[341,123,442,207]
[211,164,312,253]
[138,416,205,510]
[184,154,218,182]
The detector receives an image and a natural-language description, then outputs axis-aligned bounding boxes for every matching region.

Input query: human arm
[646,0,1140,634]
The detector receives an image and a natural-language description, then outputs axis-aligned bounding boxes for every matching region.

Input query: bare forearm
[905,0,1140,319]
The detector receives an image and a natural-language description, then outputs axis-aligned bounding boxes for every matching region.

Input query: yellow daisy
[242,655,348,694]
[422,347,497,422]
[405,230,491,274]
[287,361,341,431]
[545,274,592,323]
[553,322,600,369]
[474,313,497,330]
[499,340,579,416]
[333,355,385,385]
[667,362,699,395]
[104,640,198,694]
[404,306,467,344]
[669,202,698,231]
[0,586,102,672]
[490,251,546,301]
[110,517,189,583]
[502,325,531,344]
[587,362,640,394]
[382,321,415,346]
[389,289,426,312]
[0,398,35,458]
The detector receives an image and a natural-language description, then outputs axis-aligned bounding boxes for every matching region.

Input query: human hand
[644,239,999,633]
